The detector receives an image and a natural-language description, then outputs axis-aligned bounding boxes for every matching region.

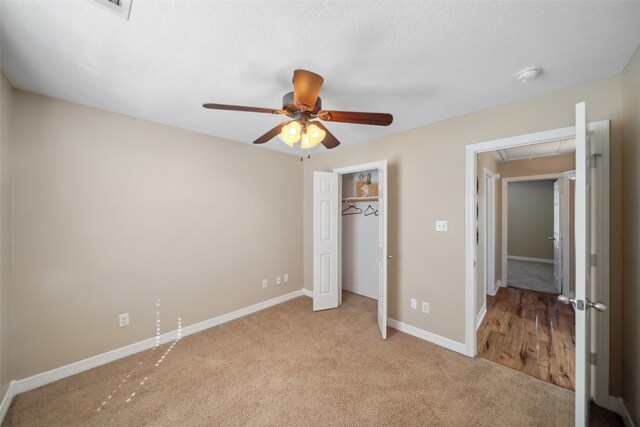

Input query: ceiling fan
[203,70,393,150]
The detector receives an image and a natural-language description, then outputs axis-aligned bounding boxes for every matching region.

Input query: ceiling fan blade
[253,120,292,144]
[293,70,324,111]
[317,110,393,126]
[203,103,282,115]
[312,121,340,149]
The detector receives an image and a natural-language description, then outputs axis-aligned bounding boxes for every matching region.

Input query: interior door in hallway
[553,179,561,293]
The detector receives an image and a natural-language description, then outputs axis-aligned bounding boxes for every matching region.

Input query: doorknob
[558,295,607,312]
[587,300,608,312]
[387,254,392,259]
[558,295,574,305]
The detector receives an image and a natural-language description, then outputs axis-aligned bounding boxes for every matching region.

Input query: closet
[341,169,380,300]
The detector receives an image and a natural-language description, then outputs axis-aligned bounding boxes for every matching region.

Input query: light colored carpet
[4,292,574,426]
[508,259,558,294]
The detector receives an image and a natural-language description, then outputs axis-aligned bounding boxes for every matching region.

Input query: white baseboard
[475,305,487,331]
[507,255,553,264]
[343,284,378,300]
[615,397,636,427]
[4,288,306,414]
[0,381,17,424]
[301,288,313,298]
[387,318,466,355]
[487,279,502,296]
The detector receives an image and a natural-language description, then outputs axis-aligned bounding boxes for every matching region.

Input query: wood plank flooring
[477,287,575,390]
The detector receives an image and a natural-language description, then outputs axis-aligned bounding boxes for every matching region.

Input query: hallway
[477,287,575,390]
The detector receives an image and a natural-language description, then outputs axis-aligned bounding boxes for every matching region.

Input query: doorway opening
[312,160,388,339]
[475,144,577,390]
[465,116,612,424]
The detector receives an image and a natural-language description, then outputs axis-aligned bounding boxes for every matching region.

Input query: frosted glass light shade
[279,121,301,146]
[300,123,326,149]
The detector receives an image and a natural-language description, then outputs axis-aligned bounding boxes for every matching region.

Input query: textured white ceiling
[2,1,640,155]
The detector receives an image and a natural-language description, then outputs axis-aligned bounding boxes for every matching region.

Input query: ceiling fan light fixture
[279,121,301,146]
[300,123,326,149]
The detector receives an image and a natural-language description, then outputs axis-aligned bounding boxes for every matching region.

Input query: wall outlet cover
[436,220,448,232]
[422,302,429,314]
[119,313,130,327]
[262,279,268,288]
[410,298,417,310]
[277,276,282,285]
[284,274,289,283]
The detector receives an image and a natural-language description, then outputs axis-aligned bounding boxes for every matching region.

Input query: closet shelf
[342,196,379,203]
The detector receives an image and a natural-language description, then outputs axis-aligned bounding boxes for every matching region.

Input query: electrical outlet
[422,302,429,314]
[262,279,268,288]
[277,276,282,285]
[436,220,448,232]
[119,313,130,327]
[410,298,417,310]
[284,274,289,283]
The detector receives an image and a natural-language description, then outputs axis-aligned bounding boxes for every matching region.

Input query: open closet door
[573,102,592,426]
[377,160,388,339]
[313,171,340,311]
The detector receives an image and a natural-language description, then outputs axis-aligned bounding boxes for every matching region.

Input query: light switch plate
[262,279,268,288]
[410,298,417,310]
[436,220,448,232]
[277,276,282,285]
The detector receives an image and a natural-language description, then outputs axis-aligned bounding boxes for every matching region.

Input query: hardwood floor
[477,287,575,390]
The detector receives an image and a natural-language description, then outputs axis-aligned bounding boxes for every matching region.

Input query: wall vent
[92,0,133,20]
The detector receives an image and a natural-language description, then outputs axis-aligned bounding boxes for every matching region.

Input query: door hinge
[591,254,597,267]
[590,352,597,365]
[591,153,602,168]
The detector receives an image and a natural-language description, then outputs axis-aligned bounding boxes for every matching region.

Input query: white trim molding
[507,255,554,264]
[342,284,378,300]
[619,398,636,427]
[487,279,502,296]
[475,305,487,331]
[301,288,313,298]
[1,288,306,419]
[387,319,467,355]
[0,381,17,424]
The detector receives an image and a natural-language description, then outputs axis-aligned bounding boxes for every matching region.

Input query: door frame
[500,173,568,290]
[332,160,388,337]
[483,167,497,297]
[464,122,611,408]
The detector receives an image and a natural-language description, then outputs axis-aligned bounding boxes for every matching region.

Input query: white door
[573,102,593,426]
[377,160,388,339]
[485,170,496,295]
[553,180,562,293]
[313,171,340,311]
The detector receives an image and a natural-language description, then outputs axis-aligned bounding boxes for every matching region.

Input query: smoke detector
[515,66,542,83]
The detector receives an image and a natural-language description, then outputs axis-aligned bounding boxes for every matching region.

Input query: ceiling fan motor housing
[282,91,322,113]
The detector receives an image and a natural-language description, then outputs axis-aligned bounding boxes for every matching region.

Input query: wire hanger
[364,205,375,216]
[342,204,363,216]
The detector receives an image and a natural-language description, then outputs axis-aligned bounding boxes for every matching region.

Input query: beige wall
[621,45,640,425]
[507,180,555,260]
[302,77,623,395]
[9,90,303,379]
[0,73,13,397]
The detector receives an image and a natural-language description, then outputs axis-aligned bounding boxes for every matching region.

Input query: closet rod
[342,197,379,203]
